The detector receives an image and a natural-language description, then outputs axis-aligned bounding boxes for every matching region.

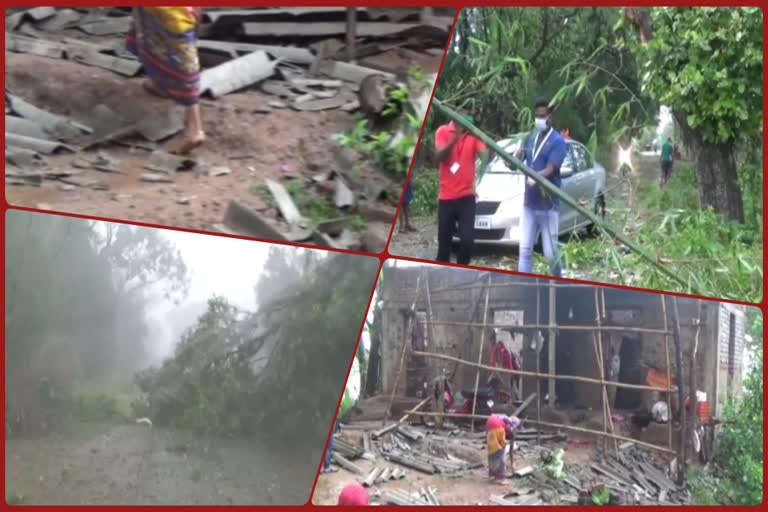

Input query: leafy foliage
[5,212,189,435]
[640,7,762,144]
[335,68,432,177]
[557,165,762,302]
[135,249,379,446]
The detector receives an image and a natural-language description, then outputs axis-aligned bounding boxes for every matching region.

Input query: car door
[558,143,580,232]
[563,143,592,230]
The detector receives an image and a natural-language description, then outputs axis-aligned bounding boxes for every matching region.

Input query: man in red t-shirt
[434,115,488,265]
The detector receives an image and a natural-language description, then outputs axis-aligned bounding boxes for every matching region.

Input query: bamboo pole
[536,282,541,445]
[429,281,612,294]
[345,8,356,62]
[418,320,670,335]
[383,272,423,424]
[412,350,674,393]
[424,270,440,427]
[594,289,617,453]
[547,280,556,407]
[671,297,686,484]
[662,295,673,449]
[470,274,492,432]
[430,97,700,295]
[407,411,675,455]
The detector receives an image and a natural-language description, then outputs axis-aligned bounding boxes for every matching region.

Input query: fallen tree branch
[430,97,700,295]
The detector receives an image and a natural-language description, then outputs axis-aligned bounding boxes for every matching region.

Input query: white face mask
[534,117,549,132]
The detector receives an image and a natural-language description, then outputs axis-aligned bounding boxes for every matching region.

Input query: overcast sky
[142,228,303,365]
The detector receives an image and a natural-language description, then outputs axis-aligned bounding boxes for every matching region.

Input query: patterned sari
[126,7,201,106]
[486,415,507,479]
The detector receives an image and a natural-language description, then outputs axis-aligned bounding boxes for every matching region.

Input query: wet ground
[5,49,441,238]
[5,421,315,505]
[388,152,663,275]
[312,432,595,505]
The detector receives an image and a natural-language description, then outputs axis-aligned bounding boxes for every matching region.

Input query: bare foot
[169,131,206,155]
[143,80,168,98]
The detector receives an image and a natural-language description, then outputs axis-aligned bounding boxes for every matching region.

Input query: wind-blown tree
[135,249,379,450]
[5,212,189,434]
[623,6,762,223]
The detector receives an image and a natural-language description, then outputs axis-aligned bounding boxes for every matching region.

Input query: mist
[5,210,379,505]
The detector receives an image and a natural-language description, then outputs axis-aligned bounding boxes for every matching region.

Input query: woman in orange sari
[126,7,205,154]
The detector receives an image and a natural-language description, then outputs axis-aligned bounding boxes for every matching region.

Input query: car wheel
[587,194,606,236]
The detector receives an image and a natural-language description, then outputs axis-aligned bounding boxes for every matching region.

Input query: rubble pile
[5,7,451,250]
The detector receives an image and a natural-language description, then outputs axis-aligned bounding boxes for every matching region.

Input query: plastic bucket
[697,401,711,423]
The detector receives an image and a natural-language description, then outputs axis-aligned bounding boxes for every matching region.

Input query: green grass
[560,164,762,301]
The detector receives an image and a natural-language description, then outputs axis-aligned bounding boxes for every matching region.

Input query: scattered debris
[208,165,232,177]
[144,151,196,175]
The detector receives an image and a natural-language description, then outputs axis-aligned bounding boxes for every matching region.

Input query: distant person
[660,137,674,186]
[321,420,340,473]
[486,414,521,481]
[337,482,369,505]
[518,97,567,277]
[398,175,416,233]
[490,337,518,401]
[127,7,205,155]
[434,115,488,265]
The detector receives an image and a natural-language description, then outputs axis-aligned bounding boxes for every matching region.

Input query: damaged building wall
[380,267,746,420]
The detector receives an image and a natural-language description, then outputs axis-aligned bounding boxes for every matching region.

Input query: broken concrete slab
[332,453,364,475]
[6,133,75,154]
[5,147,43,167]
[197,39,315,65]
[140,173,174,184]
[200,51,277,99]
[6,115,52,140]
[26,7,57,22]
[65,43,143,77]
[36,8,82,31]
[513,466,534,477]
[73,151,121,173]
[242,21,429,38]
[137,109,184,142]
[59,175,109,190]
[265,179,305,226]
[144,151,196,175]
[78,16,131,36]
[292,91,357,112]
[318,60,396,85]
[7,93,92,138]
[6,34,66,59]
[216,200,288,241]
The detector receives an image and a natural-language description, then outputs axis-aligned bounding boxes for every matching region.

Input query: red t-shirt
[435,121,486,200]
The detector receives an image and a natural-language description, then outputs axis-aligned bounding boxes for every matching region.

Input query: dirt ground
[312,428,598,505]
[388,152,662,272]
[5,49,441,239]
[5,421,315,505]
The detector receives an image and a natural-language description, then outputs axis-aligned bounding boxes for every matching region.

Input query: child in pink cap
[337,483,369,505]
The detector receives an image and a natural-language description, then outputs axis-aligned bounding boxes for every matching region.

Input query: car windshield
[487,143,576,174]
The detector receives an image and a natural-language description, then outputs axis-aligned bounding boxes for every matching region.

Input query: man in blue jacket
[518,97,567,277]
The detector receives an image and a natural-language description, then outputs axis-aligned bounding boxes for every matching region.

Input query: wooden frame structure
[386,269,687,478]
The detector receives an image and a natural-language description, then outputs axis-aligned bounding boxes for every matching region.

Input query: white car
[460,134,607,246]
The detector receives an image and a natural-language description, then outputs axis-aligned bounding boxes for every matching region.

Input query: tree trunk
[674,111,744,223]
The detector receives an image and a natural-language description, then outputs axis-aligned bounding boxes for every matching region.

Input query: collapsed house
[329,266,747,505]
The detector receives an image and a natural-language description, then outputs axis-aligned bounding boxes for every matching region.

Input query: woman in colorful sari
[486,414,508,482]
[487,414,521,482]
[126,7,205,155]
